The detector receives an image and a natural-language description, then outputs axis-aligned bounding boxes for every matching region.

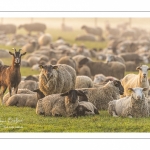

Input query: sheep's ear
[79,57,89,66]
[60,92,69,96]
[9,51,14,56]
[53,65,58,70]
[113,80,119,86]
[77,90,86,96]
[21,52,26,56]
[39,64,44,69]
[128,88,134,93]
[142,88,148,91]
[136,66,141,70]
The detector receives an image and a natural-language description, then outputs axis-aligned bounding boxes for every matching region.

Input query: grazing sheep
[108,87,149,118]
[75,76,93,89]
[36,89,85,117]
[0,24,16,34]
[78,80,124,110]
[18,23,47,34]
[18,80,38,91]
[39,64,76,96]
[121,65,150,98]
[78,57,125,79]
[5,93,37,108]
[0,48,26,105]
[93,74,106,84]
[75,101,99,117]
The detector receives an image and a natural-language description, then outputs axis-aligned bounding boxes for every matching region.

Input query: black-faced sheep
[38,64,76,96]
[121,65,150,98]
[36,89,85,117]
[108,87,149,118]
[78,80,124,110]
[0,48,26,105]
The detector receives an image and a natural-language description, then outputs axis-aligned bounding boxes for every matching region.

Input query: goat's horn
[12,48,16,52]
[19,49,22,52]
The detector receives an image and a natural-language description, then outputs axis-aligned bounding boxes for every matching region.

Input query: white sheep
[78,80,124,110]
[121,65,150,98]
[36,89,85,117]
[108,87,149,118]
[75,76,93,89]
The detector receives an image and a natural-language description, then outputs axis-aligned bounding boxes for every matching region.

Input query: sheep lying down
[108,87,149,118]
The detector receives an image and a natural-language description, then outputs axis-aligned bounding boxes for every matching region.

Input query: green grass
[0,28,150,132]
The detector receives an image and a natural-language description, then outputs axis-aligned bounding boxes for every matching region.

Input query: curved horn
[12,48,16,52]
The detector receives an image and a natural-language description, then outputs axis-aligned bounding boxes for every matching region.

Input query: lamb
[78,57,125,79]
[36,89,85,117]
[121,65,150,98]
[75,101,99,117]
[39,64,76,96]
[78,80,124,110]
[108,87,149,118]
[75,76,93,89]
[0,48,26,105]
[18,23,47,34]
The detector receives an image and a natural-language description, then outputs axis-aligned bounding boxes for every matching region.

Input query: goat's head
[128,87,148,102]
[39,64,58,80]
[61,90,86,103]
[113,80,124,95]
[136,65,150,79]
[9,48,26,65]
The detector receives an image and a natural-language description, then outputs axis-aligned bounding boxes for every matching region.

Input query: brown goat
[0,48,26,105]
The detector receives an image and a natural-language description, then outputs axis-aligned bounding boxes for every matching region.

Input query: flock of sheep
[0,21,150,118]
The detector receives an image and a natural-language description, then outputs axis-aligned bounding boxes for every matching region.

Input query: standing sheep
[121,65,150,98]
[108,87,149,118]
[39,64,76,96]
[78,80,124,110]
[0,48,26,105]
[36,89,85,117]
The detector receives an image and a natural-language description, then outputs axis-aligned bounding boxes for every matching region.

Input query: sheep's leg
[128,115,133,118]
[0,86,7,105]
[112,111,119,117]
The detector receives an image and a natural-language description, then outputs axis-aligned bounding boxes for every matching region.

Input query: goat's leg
[8,86,12,97]
[0,86,7,105]
[14,86,18,95]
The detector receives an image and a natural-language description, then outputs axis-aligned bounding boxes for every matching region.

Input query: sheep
[75,101,99,117]
[33,88,45,100]
[24,75,39,82]
[18,80,39,91]
[21,40,37,53]
[5,93,38,108]
[36,89,85,117]
[78,57,126,79]
[0,49,11,58]
[77,65,92,78]
[78,80,124,110]
[0,59,4,66]
[38,33,52,46]
[75,76,93,89]
[0,24,16,34]
[39,64,76,96]
[0,48,26,105]
[18,23,47,34]
[108,87,149,118]
[121,65,150,98]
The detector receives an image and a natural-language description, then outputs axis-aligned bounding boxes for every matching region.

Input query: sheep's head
[93,74,106,84]
[128,87,148,102]
[9,48,26,65]
[61,90,86,103]
[75,105,92,117]
[39,64,58,80]
[106,54,115,63]
[113,80,124,95]
[136,65,150,79]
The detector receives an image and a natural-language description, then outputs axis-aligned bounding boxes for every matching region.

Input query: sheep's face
[9,48,26,65]
[106,54,115,63]
[136,65,150,79]
[39,65,58,80]
[128,87,148,102]
[93,74,106,84]
[113,80,124,95]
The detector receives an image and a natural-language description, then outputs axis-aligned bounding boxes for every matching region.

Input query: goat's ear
[136,66,141,70]
[53,65,58,70]
[148,68,150,70]
[142,88,148,91]
[60,92,69,96]
[21,52,26,56]
[9,51,14,56]
[39,64,44,69]
[128,88,134,93]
